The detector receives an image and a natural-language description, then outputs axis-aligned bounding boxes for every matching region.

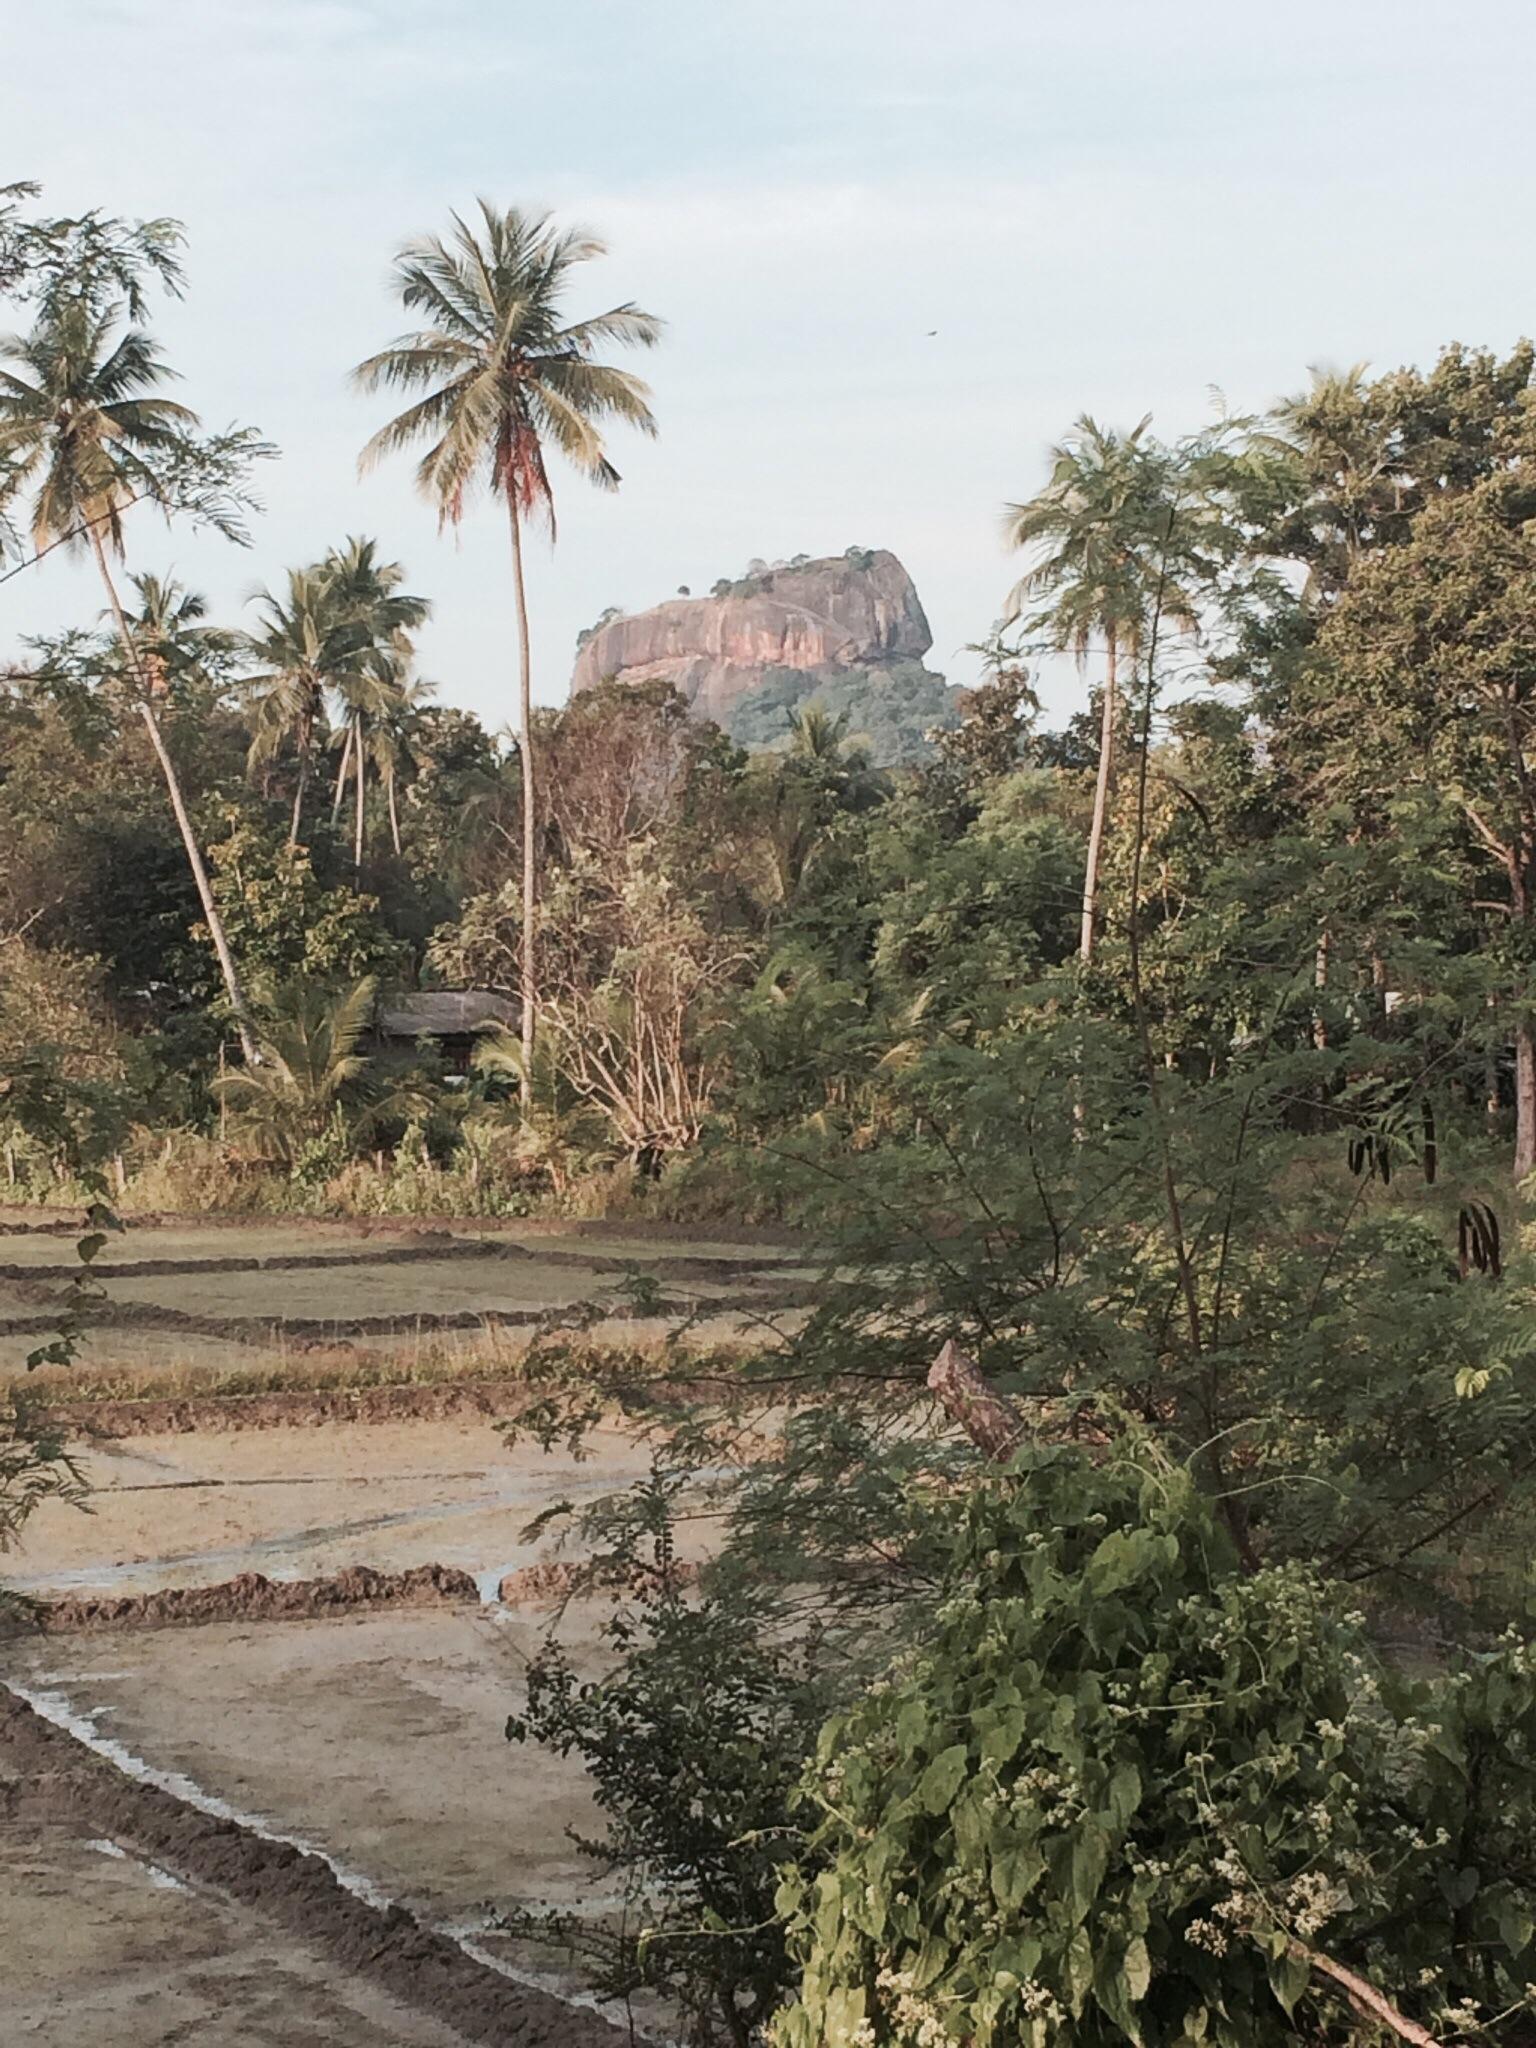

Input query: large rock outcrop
[571,548,934,722]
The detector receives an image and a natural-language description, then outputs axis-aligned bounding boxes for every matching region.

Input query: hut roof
[377,990,515,1039]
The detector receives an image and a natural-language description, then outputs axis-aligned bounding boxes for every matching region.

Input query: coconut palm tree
[243,563,346,843]
[321,536,428,874]
[330,654,402,873]
[365,671,436,857]
[0,296,258,1059]
[787,702,852,765]
[1262,364,1399,600]
[1003,417,1196,965]
[124,571,233,697]
[216,977,376,1166]
[353,200,662,1089]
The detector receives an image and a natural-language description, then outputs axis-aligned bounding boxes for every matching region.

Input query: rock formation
[571,547,935,724]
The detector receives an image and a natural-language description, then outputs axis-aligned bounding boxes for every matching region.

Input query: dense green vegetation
[8,179,1536,2042]
[718,656,961,766]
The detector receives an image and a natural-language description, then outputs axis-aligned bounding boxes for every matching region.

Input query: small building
[375,990,516,1074]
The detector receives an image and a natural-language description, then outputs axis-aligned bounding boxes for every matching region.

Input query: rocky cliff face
[571,548,934,722]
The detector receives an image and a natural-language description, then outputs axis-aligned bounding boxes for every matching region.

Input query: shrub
[505,1482,830,2047]
[774,1437,1536,2048]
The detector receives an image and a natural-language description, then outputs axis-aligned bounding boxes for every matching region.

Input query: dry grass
[14,1321,778,1409]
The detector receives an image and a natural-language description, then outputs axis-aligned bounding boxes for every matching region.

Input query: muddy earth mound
[497,1557,701,1605]
[23,1563,480,1634]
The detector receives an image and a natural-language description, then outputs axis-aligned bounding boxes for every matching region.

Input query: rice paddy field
[0,1210,812,1381]
[0,1208,805,2045]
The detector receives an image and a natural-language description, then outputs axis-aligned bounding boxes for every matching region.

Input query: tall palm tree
[1003,416,1196,965]
[321,536,428,875]
[124,571,232,697]
[0,297,258,1060]
[243,563,345,843]
[330,654,404,873]
[353,200,662,1087]
[365,671,436,857]
[1262,364,1398,600]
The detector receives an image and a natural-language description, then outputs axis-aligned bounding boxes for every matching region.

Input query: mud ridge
[0,1239,802,1286]
[0,1688,626,2048]
[497,1557,700,1605]
[43,1373,730,1438]
[0,1202,802,1247]
[0,1284,804,1351]
[0,1238,508,1284]
[16,1563,480,1635]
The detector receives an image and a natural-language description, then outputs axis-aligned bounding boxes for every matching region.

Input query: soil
[19,1563,481,1635]
[0,1201,802,1250]
[4,1605,631,1927]
[39,1369,735,1439]
[2,1816,478,2046]
[0,1236,799,1286]
[4,1417,663,1599]
[47,1379,546,1436]
[0,1687,627,2048]
[496,1557,699,1604]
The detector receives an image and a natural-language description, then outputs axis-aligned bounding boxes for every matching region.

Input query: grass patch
[28,1326,776,1409]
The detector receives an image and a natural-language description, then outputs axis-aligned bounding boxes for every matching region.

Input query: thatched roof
[377,991,515,1039]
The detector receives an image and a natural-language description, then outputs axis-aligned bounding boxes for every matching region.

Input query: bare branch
[926,1340,1025,1461]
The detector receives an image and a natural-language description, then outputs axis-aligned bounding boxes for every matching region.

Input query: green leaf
[909,1932,952,1992]
[917,1743,970,1815]
[1063,1926,1095,2017]
[1107,1762,1143,1829]
[992,1844,1046,1910]
[1087,1526,1160,1596]
[982,1708,1027,1766]
[1497,1901,1534,1957]
[1267,1948,1310,2017]
[1439,1865,1480,1909]
[1124,1934,1151,2003]
[1070,1822,1110,1925]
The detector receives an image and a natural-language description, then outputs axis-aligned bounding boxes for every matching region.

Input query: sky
[5,0,1536,731]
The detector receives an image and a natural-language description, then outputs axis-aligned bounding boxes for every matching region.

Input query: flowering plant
[774,1436,1536,2047]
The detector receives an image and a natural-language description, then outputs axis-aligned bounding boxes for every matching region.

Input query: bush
[774,1436,1536,2048]
[505,1481,830,2047]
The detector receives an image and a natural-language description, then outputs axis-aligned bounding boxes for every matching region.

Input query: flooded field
[0,1211,778,2044]
[5,1416,660,1600]
[0,1210,810,1383]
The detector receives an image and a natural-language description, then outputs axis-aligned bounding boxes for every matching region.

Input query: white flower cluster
[1283,1869,1346,1941]
[1440,1998,1483,2034]
[1018,1980,1064,2023]
[1185,1916,1230,1956]
[875,1966,951,2048]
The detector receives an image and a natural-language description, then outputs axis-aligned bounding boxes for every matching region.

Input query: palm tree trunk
[387,768,402,857]
[508,495,538,1099]
[1078,632,1118,964]
[1518,1016,1536,1183]
[332,722,354,821]
[353,713,365,876]
[290,710,312,847]
[88,527,259,1066]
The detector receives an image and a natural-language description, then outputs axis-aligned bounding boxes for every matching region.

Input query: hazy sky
[5,0,1535,729]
